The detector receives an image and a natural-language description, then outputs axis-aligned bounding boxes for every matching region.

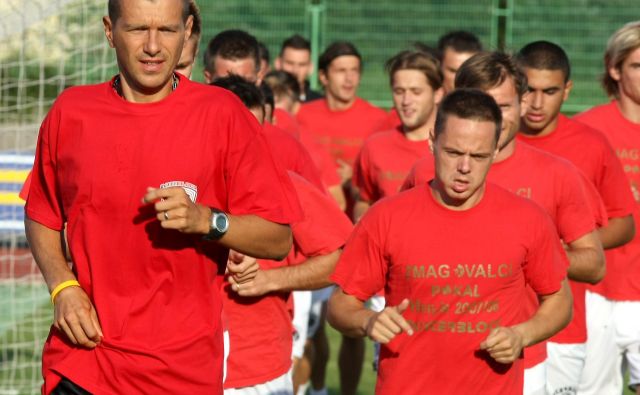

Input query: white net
[0,1,115,393]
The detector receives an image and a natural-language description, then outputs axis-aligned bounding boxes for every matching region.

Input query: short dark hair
[188,0,201,38]
[108,0,190,25]
[516,41,571,82]
[210,75,264,113]
[434,88,502,145]
[280,34,311,55]
[318,41,362,73]
[203,30,260,73]
[455,51,528,99]
[437,30,483,54]
[386,50,442,90]
[412,42,441,60]
[263,70,301,102]
[258,42,270,64]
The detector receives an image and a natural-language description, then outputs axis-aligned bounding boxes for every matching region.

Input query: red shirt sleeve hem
[25,208,63,231]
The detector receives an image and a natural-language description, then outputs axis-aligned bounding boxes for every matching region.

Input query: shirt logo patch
[160,181,198,203]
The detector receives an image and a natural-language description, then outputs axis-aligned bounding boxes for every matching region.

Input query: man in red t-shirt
[352,50,443,221]
[328,88,572,395]
[24,1,301,394]
[274,34,323,103]
[573,22,640,395]
[296,40,388,395]
[514,41,636,395]
[402,52,605,395]
[437,30,483,94]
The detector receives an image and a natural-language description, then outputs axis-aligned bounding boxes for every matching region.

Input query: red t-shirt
[25,76,301,395]
[263,122,325,192]
[576,101,640,301]
[272,108,301,139]
[296,97,388,167]
[299,129,342,189]
[378,108,402,131]
[353,128,430,202]
[331,183,567,395]
[402,142,596,351]
[223,172,353,388]
[518,114,634,220]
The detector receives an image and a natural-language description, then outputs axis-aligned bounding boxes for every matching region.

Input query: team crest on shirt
[160,181,198,203]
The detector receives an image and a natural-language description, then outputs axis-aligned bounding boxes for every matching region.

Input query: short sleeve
[352,144,376,203]
[25,105,65,230]
[223,103,302,224]
[555,163,597,243]
[330,206,388,301]
[523,208,568,296]
[289,172,353,257]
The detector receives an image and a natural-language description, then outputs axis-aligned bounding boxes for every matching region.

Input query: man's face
[103,0,191,100]
[319,55,361,105]
[521,68,571,136]
[277,47,313,87]
[175,36,198,79]
[610,46,640,106]
[485,77,527,151]
[392,69,441,131]
[433,115,498,210]
[442,48,475,93]
[205,56,258,83]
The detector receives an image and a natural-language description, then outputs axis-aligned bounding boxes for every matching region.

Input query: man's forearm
[25,218,75,291]
[218,214,292,260]
[599,215,635,249]
[565,231,605,284]
[268,249,341,292]
[512,279,573,348]
[327,288,374,338]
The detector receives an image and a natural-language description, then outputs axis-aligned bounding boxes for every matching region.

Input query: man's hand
[230,269,277,297]
[479,326,524,364]
[364,299,414,344]
[142,187,210,234]
[227,250,259,289]
[54,286,103,348]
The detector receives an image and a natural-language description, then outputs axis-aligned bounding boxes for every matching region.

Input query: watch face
[215,214,228,231]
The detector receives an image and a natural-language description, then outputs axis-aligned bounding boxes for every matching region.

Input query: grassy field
[0,284,635,395]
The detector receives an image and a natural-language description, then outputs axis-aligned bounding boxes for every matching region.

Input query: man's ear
[103,16,115,48]
[562,80,573,102]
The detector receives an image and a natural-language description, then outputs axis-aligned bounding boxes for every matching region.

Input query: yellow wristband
[50,280,80,305]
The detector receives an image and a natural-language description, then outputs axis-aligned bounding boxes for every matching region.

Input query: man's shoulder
[575,102,614,122]
[354,97,387,117]
[362,129,402,149]
[297,99,327,118]
[559,114,611,145]
[54,81,110,105]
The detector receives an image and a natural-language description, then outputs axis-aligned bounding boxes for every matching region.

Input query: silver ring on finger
[164,211,169,221]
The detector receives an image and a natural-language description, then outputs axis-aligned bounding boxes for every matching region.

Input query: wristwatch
[203,208,229,240]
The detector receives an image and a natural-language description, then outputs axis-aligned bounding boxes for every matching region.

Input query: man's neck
[118,73,175,104]
[403,117,434,142]
[520,115,560,138]
[429,179,486,211]
[616,95,640,123]
[326,95,356,112]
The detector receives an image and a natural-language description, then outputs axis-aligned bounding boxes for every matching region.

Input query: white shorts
[524,361,547,395]
[546,342,586,395]
[224,368,293,395]
[292,291,312,359]
[306,286,333,338]
[578,291,640,395]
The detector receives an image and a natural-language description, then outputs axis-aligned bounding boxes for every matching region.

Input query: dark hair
[412,42,441,60]
[516,41,571,82]
[188,0,201,38]
[258,41,270,64]
[455,51,528,99]
[318,41,362,73]
[280,34,311,55]
[385,50,442,90]
[434,88,502,145]
[437,30,483,54]
[259,82,275,110]
[108,0,190,25]
[203,30,260,73]
[263,70,301,102]
[211,75,265,113]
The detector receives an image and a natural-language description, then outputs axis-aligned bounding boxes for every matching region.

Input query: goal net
[0,1,115,393]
